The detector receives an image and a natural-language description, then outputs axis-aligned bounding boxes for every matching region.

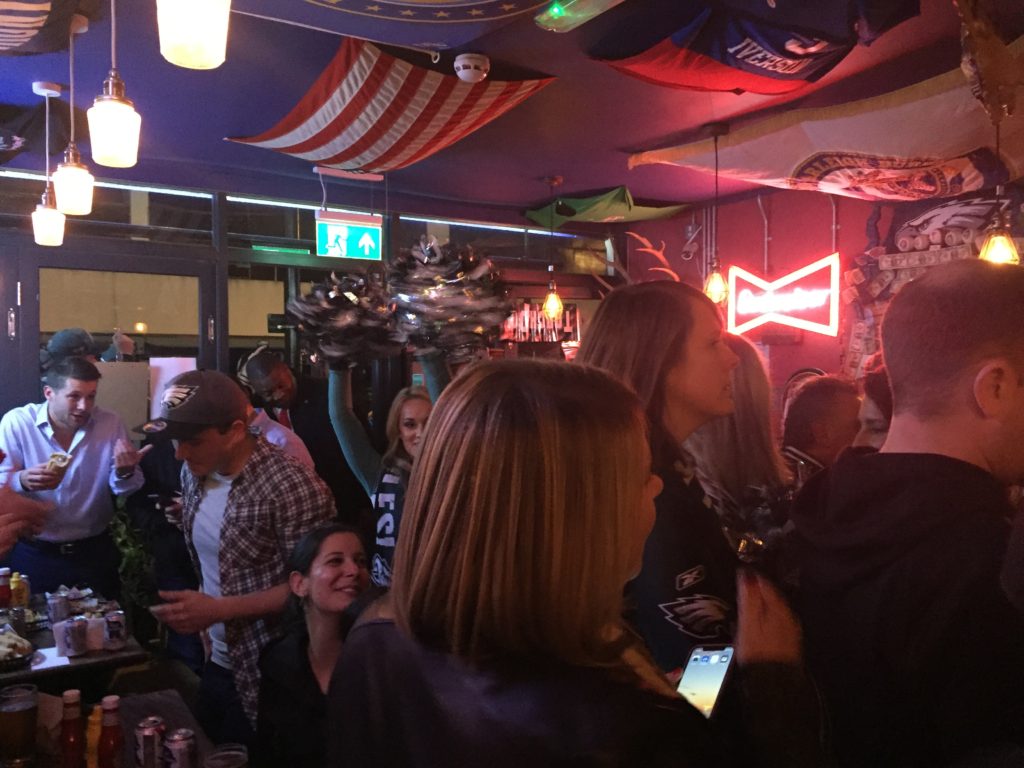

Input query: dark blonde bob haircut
[391,359,651,668]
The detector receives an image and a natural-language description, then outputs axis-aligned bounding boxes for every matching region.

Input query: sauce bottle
[97,695,123,768]
[0,567,11,609]
[61,689,86,768]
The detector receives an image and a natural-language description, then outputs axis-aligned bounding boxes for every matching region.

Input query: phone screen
[676,645,734,718]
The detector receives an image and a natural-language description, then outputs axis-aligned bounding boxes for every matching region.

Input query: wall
[625,189,894,396]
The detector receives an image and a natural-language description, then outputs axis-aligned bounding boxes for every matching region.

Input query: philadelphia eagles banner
[629,35,1024,201]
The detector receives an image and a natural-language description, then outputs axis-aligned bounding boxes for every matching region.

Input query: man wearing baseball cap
[140,369,334,748]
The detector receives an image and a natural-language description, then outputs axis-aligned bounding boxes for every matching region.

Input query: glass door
[3,242,216,419]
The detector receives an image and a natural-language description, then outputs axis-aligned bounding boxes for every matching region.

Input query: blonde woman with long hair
[328,355,448,588]
[325,360,822,767]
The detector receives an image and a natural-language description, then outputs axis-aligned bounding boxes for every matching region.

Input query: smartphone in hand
[677,645,735,718]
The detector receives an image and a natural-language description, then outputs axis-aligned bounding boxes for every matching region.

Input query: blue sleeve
[418,351,451,403]
[328,369,383,498]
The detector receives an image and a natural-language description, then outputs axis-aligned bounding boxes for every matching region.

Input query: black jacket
[627,460,738,672]
[256,625,327,768]
[325,618,824,768]
[792,449,1024,767]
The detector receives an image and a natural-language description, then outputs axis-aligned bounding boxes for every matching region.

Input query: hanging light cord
[712,133,719,272]
[44,93,51,181]
[318,169,327,210]
[68,31,75,144]
[110,0,117,70]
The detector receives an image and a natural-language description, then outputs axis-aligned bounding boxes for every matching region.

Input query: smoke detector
[454,53,490,83]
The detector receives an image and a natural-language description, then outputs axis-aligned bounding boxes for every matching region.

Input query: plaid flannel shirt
[180,437,335,725]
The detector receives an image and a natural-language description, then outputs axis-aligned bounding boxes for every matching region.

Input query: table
[0,630,149,688]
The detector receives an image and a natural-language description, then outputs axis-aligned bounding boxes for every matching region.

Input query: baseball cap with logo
[135,369,249,440]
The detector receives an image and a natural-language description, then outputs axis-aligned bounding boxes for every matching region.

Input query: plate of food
[0,625,35,673]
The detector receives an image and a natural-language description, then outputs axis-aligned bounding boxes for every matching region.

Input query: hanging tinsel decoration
[390,235,511,363]
[287,271,400,363]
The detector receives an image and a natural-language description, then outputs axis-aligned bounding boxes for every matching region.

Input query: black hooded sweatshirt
[791,449,1024,768]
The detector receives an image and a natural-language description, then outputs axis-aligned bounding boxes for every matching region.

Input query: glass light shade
[88,96,141,168]
[543,288,564,320]
[703,267,729,304]
[978,228,1020,265]
[32,203,66,247]
[157,0,231,70]
[53,160,95,215]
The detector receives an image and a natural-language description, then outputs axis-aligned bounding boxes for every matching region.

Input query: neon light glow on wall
[727,252,841,336]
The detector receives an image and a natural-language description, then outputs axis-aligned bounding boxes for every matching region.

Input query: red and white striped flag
[230,37,552,174]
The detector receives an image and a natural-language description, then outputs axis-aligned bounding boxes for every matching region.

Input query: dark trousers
[6,531,121,599]
[197,661,256,750]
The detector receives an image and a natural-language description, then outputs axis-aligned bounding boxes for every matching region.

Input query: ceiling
[0,0,1013,223]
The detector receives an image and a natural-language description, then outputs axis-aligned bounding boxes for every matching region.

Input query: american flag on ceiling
[0,0,101,56]
[229,37,552,174]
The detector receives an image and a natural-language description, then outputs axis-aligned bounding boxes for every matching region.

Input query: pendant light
[88,0,141,168]
[543,264,564,320]
[978,123,1020,265]
[31,82,66,247]
[703,123,729,305]
[53,17,95,215]
[543,176,565,321]
[157,0,231,70]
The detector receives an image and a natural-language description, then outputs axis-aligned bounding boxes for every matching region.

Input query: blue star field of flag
[236,0,548,50]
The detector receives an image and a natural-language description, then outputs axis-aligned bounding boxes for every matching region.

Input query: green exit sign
[315,210,383,260]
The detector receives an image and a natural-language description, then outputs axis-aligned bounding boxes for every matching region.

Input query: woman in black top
[257,524,369,768]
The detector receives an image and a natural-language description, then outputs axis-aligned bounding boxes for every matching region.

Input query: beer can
[135,715,166,768]
[47,593,69,624]
[63,616,88,657]
[165,728,197,768]
[104,610,127,650]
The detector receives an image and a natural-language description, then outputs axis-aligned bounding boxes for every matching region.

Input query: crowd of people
[0,258,1023,767]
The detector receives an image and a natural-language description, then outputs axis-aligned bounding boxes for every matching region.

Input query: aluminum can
[47,593,69,624]
[165,728,197,768]
[63,615,88,657]
[104,610,127,650]
[135,715,166,768]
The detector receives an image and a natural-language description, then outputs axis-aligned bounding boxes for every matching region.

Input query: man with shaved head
[792,259,1024,766]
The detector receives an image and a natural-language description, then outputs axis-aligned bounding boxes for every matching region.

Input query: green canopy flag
[525,186,687,229]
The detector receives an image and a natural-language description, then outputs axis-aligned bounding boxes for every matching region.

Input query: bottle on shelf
[97,695,124,768]
[61,689,87,768]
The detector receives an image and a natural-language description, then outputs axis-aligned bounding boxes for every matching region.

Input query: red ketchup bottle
[60,688,86,768]
[97,695,124,768]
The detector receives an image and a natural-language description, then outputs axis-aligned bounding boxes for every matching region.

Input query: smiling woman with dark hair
[257,524,369,768]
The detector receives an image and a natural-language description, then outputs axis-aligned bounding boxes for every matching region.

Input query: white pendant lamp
[157,0,232,70]
[88,0,141,168]
[54,17,95,215]
[31,82,67,247]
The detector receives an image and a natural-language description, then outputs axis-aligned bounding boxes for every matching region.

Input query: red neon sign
[727,252,841,336]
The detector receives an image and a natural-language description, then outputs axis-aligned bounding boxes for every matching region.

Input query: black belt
[21,529,111,557]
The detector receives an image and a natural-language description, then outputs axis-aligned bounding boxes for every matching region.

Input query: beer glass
[203,743,248,768]
[0,684,38,762]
